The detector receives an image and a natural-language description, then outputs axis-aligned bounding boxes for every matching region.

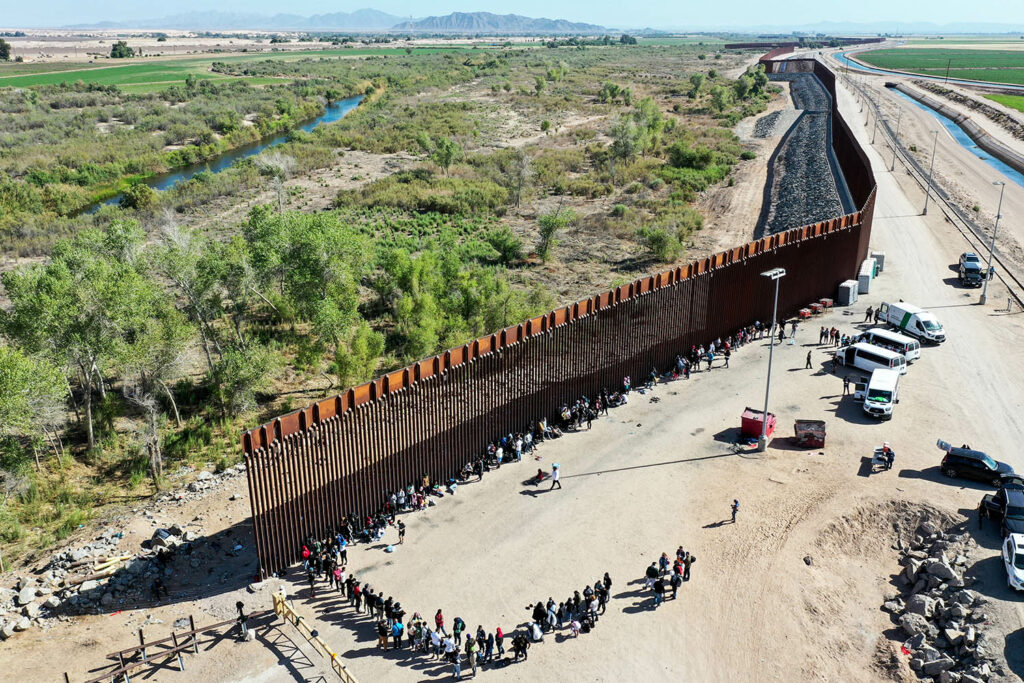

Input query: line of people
[643,546,697,607]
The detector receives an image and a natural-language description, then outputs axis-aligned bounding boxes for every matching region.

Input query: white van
[857,328,921,362]
[835,342,908,375]
[863,368,900,420]
[878,301,945,344]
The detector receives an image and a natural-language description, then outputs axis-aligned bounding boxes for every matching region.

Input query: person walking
[652,577,665,608]
[397,519,406,544]
[864,306,873,322]
[377,619,389,650]
[435,609,448,636]
[805,350,812,369]
[843,376,851,395]
[670,571,682,599]
[466,637,478,677]
[723,347,730,368]
[451,648,462,679]
[550,463,562,490]
[731,499,740,524]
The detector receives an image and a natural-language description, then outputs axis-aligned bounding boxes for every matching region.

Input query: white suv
[1003,533,1024,591]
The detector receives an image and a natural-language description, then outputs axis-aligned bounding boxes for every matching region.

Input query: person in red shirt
[435,608,447,636]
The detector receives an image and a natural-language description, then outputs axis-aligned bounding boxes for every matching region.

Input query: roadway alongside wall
[891,82,1024,176]
[241,57,877,577]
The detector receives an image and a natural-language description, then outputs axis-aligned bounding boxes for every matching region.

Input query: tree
[689,73,705,97]
[209,343,276,416]
[254,151,296,212]
[508,148,531,208]
[609,117,641,177]
[631,97,665,156]
[733,74,754,101]
[110,41,135,59]
[710,85,731,113]
[536,209,575,262]
[1,221,171,451]
[0,347,68,469]
[417,134,463,177]
[534,76,546,96]
[329,320,385,390]
[0,39,11,62]
[119,182,156,211]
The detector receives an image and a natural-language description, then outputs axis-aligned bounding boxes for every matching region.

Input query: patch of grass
[986,93,1024,114]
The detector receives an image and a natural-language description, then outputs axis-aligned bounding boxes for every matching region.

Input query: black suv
[959,262,984,287]
[941,447,1014,487]
[981,486,1024,536]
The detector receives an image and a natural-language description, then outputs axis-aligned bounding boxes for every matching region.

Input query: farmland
[0,46,469,89]
[856,47,1024,85]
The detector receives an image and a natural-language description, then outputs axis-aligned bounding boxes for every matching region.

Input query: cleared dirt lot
[8,70,1024,683]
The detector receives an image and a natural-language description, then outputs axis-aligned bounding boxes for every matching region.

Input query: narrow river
[88,94,364,212]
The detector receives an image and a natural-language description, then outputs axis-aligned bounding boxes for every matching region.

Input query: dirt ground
[8,75,1024,682]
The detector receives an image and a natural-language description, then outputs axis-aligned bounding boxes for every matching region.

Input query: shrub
[637,226,683,262]
[611,204,628,217]
[486,226,523,265]
[740,150,756,160]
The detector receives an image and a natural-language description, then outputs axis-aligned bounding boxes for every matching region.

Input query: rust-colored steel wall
[242,57,877,577]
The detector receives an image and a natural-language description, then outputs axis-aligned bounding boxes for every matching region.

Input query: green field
[986,93,1024,113]
[0,47,468,89]
[857,48,1024,85]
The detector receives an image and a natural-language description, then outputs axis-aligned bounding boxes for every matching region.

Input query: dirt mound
[816,499,963,558]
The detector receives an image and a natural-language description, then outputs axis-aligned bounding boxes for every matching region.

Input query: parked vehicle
[878,301,946,343]
[834,342,908,375]
[856,328,921,362]
[981,486,1024,536]
[863,369,900,419]
[1002,533,1024,591]
[939,445,1014,486]
[959,252,983,269]
[959,261,985,287]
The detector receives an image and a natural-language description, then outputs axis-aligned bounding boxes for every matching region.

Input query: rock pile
[886,519,1000,682]
[0,463,246,642]
[754,111,783,138]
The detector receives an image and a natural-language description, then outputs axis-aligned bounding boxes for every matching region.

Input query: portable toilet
[837,280,859,306]
[870,251,885,272]
[858,258,876,294]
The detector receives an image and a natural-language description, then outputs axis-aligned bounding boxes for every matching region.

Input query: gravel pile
[758,73,845,236]
[884,518,1003,682]
[753,111,782,138]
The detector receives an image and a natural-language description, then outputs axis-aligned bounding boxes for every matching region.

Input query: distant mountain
[66,9,405,31]
[391,12,605,34]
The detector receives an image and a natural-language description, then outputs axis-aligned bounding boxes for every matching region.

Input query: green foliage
[119,182,157,211]
[710,84,731,112]
[688,73,705,97]
[110,41,135,59]
[338,170,508,215]
[636,226,683,262]
[485,226,523,265]
[540,120,551,133]
[0,39,10,62]
[536,209,576,262]
[330,320,385,388]
[418,134,464,176]
[0,347,67,450]
[209,343,276,415]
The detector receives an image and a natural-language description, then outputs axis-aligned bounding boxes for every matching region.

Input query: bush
[611,204,628,217]
[668,142,714,170]
[119,183,157,211]
[637,226,683,262]
[486,226,523,265]
[740,150,756,160]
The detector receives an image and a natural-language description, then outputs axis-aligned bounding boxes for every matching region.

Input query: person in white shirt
[550,463,562,490]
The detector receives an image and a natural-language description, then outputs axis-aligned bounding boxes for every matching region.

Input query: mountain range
[66,9,607,33]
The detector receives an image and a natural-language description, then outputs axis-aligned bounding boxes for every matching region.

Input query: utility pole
[758,268,786,452]
[980,181,1006,305]
[922,130,939,215]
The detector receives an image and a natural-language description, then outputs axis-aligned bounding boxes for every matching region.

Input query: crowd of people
[282,320,782,677]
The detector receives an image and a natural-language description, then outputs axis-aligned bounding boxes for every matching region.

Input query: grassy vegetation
[857,48,1024,85]
[986,93,1024,113]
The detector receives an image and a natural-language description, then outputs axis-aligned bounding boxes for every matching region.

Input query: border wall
[241,58,877,577]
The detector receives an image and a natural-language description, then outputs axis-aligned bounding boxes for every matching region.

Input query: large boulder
[922,655,955,675]
[16,586,36,606]
[21,602,40,619]
[79,580,100,593]
[43,596,61,610]
[926,560,958,581]
[196,471,214,482]
[900,613,933,637]
[905,594,935,618]
[953,590,976,606]
[904,559,923,582]
[13,617,30,632]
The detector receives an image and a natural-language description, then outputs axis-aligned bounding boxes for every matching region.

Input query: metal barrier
[272,591,358,683]
[241,56,878,578]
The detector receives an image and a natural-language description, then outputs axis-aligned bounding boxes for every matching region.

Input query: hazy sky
[6,0,1024,29]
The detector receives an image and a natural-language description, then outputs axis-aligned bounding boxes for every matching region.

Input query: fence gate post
[189,615,199,654]
[139,627,146,661]
[171,633,185,671]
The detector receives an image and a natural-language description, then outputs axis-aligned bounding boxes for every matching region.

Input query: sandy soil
[9,79,1024,682]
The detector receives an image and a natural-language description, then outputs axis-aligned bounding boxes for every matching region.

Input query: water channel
[87,94,364,213]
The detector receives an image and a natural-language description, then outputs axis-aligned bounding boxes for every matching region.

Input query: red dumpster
[741,407,776,439]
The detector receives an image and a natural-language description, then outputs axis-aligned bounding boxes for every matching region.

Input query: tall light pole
[922,130,939,215]
[889,109,903,172]
[759,268,786,452]
[980,181,1006,305]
